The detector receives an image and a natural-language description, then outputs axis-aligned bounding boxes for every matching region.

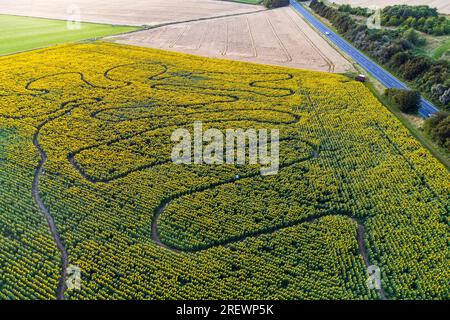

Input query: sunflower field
[0,42,448,300]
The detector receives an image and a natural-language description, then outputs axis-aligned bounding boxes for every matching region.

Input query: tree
[439,89,450,105]
[401,56,430,80]
[263,0,289,9]
[385,88,421,113]
[403,28,425,46]
[390,51,410,68]
[388,16,399,26]
[423,112,450,151]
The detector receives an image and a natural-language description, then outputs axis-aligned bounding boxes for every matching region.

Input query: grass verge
[432,38,450,59]
[364,78,450,171]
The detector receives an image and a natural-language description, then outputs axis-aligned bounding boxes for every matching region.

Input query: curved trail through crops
[149,141,386,300]
[2,61,386,299]
[68,66,296,183]
[300,86,388,299]
[31,98,102,300]
[33,118,68,300]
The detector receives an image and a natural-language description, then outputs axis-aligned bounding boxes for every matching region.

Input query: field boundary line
[116,9,268,35]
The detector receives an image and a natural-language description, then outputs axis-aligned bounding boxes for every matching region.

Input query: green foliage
[338,4,372,17]
[423,112,450,151]
[263,0,289,9]
[432,39,450,60]
[400,55,430,80]
[385,88,421,113]
[309,0,450,110]
[381,5,449,36]
[403,28,426,46]
[0,14,139,56]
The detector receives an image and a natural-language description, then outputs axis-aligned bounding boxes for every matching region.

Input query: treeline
[338,4,371,17]
[309,0,450,111]
[381,5,450,36]
[263,0,289,9]
[423,112,450,152]
[385,88,421,113]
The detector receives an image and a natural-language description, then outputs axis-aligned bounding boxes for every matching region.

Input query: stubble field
[112,7,353,73]
[0,0,263,26]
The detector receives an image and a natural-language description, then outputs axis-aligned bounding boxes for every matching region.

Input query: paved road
[290,0,438,118]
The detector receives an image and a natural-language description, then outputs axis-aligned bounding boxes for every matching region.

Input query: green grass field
[411,32,450,61]
[432,38,450,59]
[0,14,139,55]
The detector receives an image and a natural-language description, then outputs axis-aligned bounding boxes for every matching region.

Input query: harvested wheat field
[112,7,353,73]
[0,0,263,26]
[329,0,450,15]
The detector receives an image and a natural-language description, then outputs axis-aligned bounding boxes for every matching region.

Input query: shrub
[381,5,449,36]
[423,112,450,151]
[263,0,289,9]
[385,88,421,113]
[403,28,426,46]
[401,55,430,80]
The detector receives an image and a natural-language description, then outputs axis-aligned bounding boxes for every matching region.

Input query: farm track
[265,16,292,63]
[2,61,387,300]
[147,8,268,30]
[33,119,68,300]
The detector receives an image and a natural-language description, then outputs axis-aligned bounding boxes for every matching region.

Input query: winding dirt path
[32,111,71,300]
[33,129,68,300]
[151,176,388,301]
[153,186,386,300]
[149,145,387,300]
[6,62,389,299]
[30,98,102,300]
[151,146,317,253]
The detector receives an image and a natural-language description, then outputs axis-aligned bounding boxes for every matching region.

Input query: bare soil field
[0,0,263,26]
[112,7,354,73]
[329,0,449,15]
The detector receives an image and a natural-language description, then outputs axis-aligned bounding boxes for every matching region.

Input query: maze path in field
[1,61,383,299]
